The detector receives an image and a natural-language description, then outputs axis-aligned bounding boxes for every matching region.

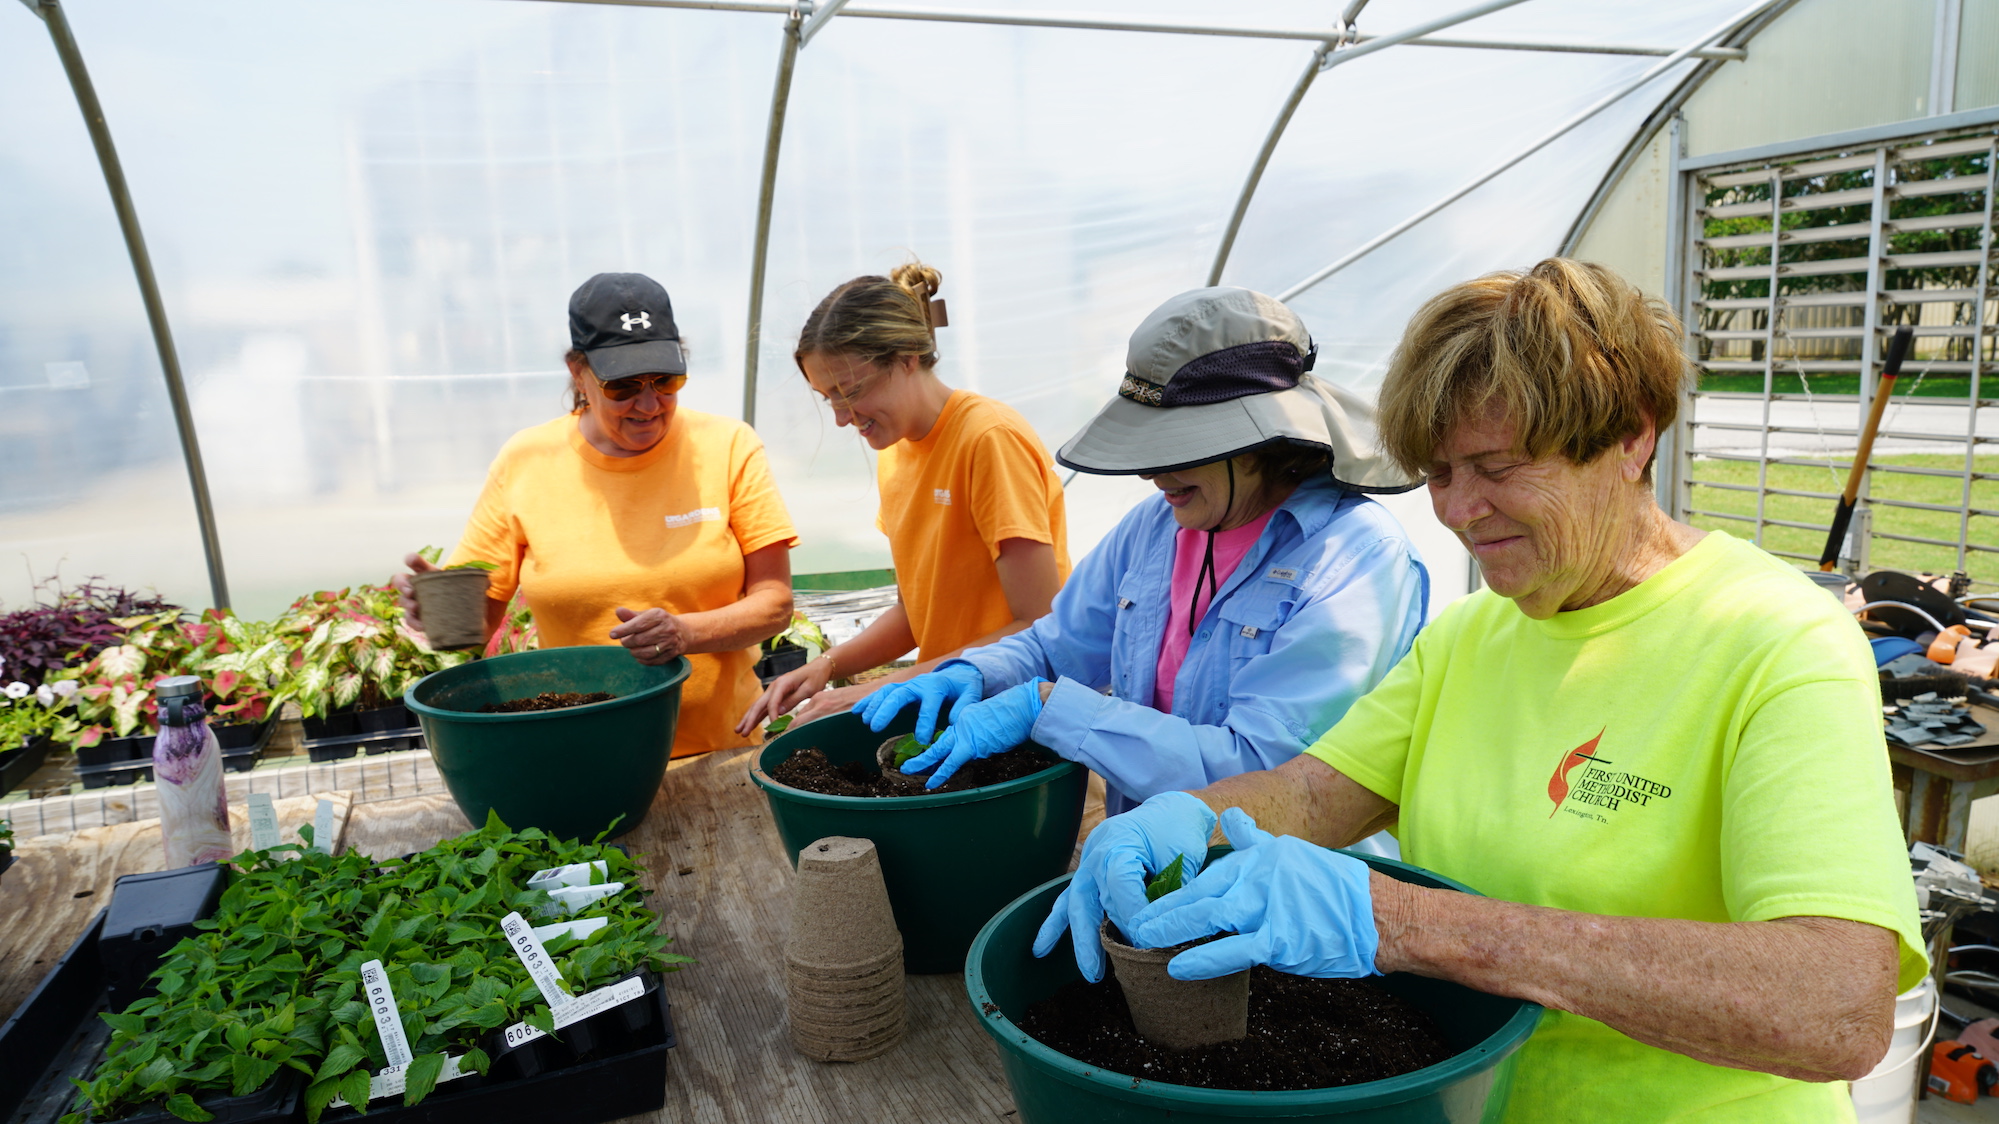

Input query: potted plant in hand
[757,612,828,686]
[412,546,499,651]
[1095,854,1252,1050]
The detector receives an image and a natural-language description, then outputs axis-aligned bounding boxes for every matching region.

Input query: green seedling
[1144,854,1187,903]
[61,809,689,1124]
[763,714,793,737]
[418,546,497,572]
[890,733,930,769]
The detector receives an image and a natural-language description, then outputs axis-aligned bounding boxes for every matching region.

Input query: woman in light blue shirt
[855,287,1428,818]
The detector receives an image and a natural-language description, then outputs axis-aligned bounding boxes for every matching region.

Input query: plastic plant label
[501,976,646,1048]
[530,916,609,945]
[360,959,414,1067]
[246,793,280,851]
[313,798,334,855]
[540,882,624,917]
[329,1055,472,1108]
[501,910,572,1008]
[526,860,608,889]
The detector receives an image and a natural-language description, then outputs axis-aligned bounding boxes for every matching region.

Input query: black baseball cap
[568,273,686,380]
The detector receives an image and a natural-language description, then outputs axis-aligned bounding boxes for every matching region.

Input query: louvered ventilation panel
[1681,130,1997,584]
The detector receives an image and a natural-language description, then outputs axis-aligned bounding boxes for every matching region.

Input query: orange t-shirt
[450,409,799,757]
[875,391,1070,660]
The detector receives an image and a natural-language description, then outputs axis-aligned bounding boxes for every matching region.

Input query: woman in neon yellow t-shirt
[1042,260,1925,1123]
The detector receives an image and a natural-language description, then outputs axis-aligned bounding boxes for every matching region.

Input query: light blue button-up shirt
[960,474,1429,815]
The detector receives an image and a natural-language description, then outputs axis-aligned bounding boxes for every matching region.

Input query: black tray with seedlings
[0,813,686,1124]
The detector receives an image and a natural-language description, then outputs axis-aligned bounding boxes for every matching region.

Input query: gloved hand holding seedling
[901,677,1048,789]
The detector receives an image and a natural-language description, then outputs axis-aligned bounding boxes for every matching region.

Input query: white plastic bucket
[1851,977,1939,1124]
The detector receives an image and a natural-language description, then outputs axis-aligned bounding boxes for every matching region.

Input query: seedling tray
[0,893,676,1124]
[301,724,426,762]
[1,734,55,797]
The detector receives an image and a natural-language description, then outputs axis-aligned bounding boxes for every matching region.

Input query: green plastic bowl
[750,709,1087,974]
[967,848,1543,1123]
[407,647,689,842]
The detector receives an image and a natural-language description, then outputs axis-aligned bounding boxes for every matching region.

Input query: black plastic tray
[76,719,277,789]
[301,725,426,762]
[0,735,54,797]
[0,896,675,1124]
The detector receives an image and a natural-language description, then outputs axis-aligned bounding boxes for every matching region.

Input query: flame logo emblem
[1548,729,1608,817]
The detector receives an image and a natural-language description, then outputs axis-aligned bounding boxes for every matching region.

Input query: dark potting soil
[479,691,615,714]
[1017,966,1455,1092]
[769,745,1058,797]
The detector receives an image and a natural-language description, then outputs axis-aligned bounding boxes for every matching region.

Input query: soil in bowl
[772,745,1057,797]
[1017,966,1454,1092]
[480,691,616,713]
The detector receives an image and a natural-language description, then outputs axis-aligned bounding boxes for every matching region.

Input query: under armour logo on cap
[569,272,686,379]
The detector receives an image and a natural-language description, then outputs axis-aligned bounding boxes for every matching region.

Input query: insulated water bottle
[153,675,232,867]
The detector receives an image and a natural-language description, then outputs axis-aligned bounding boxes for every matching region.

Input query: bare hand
[611,607,688,665]
[393,552,443,635]
[735,657,835,737]
[791,682,877,727]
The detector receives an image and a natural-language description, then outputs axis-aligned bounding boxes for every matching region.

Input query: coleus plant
[63,811,688,1124]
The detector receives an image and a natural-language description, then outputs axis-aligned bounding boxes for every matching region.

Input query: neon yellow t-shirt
[1306,530,1925,1122]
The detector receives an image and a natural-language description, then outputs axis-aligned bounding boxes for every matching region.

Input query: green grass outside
[1699,374,1982,398]
[1687,453,1999,587]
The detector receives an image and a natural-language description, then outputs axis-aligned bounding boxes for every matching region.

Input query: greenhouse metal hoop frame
[16,0,1788,609]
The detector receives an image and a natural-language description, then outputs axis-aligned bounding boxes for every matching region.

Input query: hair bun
[890,261,942,302]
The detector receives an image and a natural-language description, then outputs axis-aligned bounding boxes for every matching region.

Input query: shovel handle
[1819,326,1916,571]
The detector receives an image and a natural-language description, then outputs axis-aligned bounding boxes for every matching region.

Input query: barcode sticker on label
[313,798,334,854]
[247,793,280,851]
[360,959,413,1067]
[500,976,647,1049]
[501,911,572,1008]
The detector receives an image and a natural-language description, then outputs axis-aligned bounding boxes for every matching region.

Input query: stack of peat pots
[785,836,906,1061]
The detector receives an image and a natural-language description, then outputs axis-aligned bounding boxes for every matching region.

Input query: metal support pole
[742,9,802,426]
[34,0,230,609]
[1277,0,1784,303]
[1205,0,1533,287]
[798,0,849,45]
[512,0,1745,58]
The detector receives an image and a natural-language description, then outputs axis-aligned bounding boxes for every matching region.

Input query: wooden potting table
[0,748,1107,1124]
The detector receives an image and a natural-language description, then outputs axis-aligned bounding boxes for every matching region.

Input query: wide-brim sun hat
[1057,287,1419,493]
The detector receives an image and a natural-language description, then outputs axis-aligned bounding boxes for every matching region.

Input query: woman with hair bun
[736,261,1070,734]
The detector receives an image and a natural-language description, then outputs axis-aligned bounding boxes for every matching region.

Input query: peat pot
[967,850,1543,1124]
[408,647,689,841]
[750,709,1086,974]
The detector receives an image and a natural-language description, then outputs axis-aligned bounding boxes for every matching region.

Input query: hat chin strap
[1188,458,1235,637]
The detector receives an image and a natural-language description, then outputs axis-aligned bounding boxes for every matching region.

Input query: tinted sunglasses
[599,372,687,401]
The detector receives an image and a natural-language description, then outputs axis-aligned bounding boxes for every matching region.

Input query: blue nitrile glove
[902,678,1047,789]
[1030,791,1218,983]
[1130,807,1378,982]
[853,660,984,745]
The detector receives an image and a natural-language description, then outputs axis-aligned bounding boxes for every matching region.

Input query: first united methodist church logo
[1547,728,1674,822]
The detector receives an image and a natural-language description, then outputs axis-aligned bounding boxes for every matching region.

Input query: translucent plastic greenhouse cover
[0,0,1749,618]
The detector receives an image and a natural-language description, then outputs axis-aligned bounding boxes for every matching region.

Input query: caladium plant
[53,609,278,747]
[267,586,472,719]
[63,810,688,1124]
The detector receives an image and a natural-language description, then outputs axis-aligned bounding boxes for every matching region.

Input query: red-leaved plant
[0,580,176,689]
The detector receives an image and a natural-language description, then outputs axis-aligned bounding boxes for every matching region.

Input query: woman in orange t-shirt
[736,262,1069,736]
[395,272,800,757]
